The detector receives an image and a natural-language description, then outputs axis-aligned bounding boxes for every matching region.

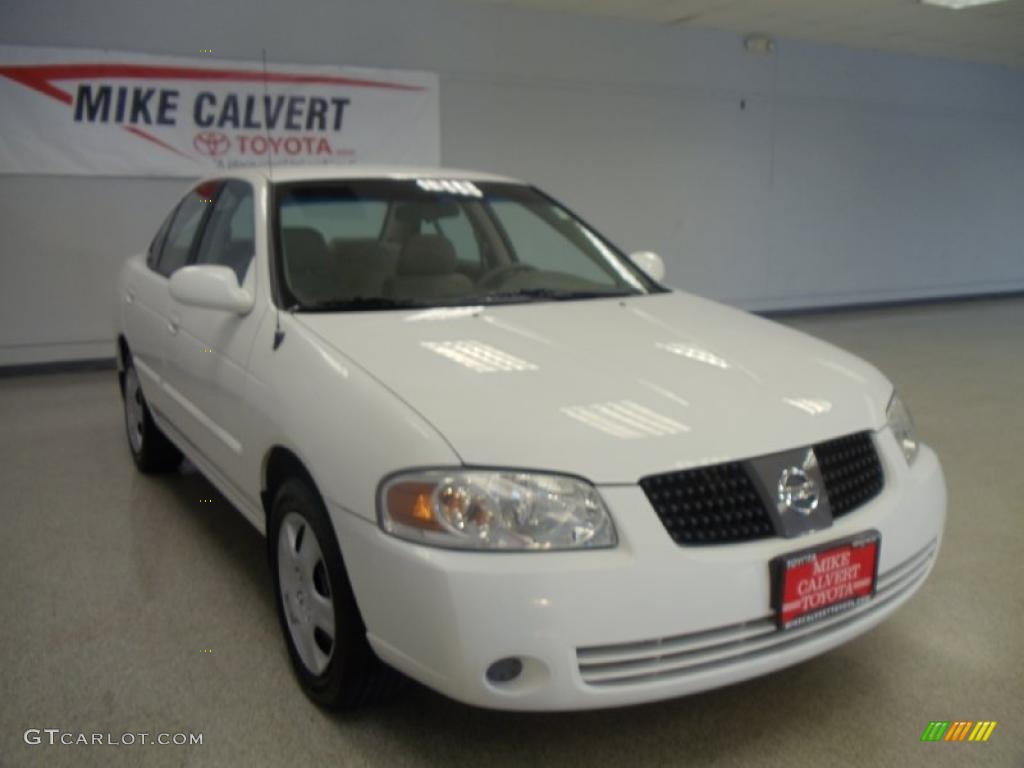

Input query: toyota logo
[778,465,819,516]
[193,131,230,157]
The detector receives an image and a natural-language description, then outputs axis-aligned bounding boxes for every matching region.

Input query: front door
[163,179,263,503]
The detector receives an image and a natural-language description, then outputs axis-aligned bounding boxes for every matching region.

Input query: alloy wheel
[123,366,145,454]
[277,511,336,675]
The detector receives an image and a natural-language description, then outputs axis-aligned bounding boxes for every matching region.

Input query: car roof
[204,164,524,186]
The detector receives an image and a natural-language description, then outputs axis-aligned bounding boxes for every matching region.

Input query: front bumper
[332,431,946,711]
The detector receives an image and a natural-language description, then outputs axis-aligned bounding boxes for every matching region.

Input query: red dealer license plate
[772,531,880,630]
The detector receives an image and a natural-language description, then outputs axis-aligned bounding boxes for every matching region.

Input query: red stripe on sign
[123,126,193,159]
[0,68,74,104]
[0,63,425,91]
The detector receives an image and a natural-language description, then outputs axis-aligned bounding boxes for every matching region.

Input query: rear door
[121,206,174,411]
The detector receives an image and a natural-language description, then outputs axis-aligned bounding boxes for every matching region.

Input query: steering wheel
[476,263,537,290]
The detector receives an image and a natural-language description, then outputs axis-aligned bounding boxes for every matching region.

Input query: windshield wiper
[296,296,424,312]
[478,288,634,304]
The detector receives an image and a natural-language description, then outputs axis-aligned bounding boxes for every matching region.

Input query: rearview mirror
[395,200,460,222]
[169,265,254,315]
[628,251,666,283]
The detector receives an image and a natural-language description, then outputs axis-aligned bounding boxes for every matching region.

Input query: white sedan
[115,166,946,710]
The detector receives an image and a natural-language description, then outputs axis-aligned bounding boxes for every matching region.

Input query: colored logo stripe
[944,721,971,741]
[969,722,997,742]
[921,720,996,742]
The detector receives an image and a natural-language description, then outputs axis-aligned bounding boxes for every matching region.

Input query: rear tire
[269,477,404,709]
[121,357,182,473]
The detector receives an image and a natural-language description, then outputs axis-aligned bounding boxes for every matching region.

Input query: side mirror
[628,251,666,283]
[170,265,254,315]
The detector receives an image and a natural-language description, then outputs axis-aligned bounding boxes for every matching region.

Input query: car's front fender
[245,310,461,528]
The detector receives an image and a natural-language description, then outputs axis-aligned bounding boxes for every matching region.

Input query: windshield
[272,178,663,311]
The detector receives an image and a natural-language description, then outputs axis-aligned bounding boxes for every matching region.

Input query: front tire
[269,477,403,709]
[122,358,182,473]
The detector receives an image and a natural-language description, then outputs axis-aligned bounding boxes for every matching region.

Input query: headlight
[887,392,919,464]
[378,470,617,550]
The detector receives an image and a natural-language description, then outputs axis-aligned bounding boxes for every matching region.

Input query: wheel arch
[261,445,322,529]
[116,335,130,393]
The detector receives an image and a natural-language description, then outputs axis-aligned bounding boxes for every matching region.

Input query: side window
[155,182,219,278]
[147,207,177,270]
[193,180,255,284]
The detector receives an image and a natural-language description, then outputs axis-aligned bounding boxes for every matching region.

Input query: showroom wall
[1,0,1023,365]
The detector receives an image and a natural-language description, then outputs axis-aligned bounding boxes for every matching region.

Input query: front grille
[639,462,775,545]
[576,539,937,687]
[640,431,884,545]
[813,432,884,518]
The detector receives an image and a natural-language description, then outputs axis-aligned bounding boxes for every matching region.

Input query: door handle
[125,290,135,304]
[167,317,180,335]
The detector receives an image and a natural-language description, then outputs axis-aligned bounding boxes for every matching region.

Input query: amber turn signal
[385,481,443,531]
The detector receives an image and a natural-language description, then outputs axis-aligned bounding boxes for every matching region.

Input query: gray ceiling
[464,0,1024,68]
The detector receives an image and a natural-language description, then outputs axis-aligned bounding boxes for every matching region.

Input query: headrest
[394,200,460,223]
[397,234,457,276]
[282,227,329,266]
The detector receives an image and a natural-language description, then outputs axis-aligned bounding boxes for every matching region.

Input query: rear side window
[154,182,220,278]
[194,180,256,284]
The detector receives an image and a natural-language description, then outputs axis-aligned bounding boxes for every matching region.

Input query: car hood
[296,292,892,484]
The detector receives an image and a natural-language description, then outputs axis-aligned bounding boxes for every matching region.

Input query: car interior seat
[331,238,399,298]
[282,226,343,305]
[384,234,473,303]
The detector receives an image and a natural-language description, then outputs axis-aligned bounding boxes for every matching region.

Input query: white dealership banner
[0,45,440,176]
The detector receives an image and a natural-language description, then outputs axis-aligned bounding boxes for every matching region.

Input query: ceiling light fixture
[920,0,1009,9]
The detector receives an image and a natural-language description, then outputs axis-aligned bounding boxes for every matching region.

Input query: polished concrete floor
[1,297,1021,768]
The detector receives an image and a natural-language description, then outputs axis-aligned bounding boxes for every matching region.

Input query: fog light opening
[486,657,523,685]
